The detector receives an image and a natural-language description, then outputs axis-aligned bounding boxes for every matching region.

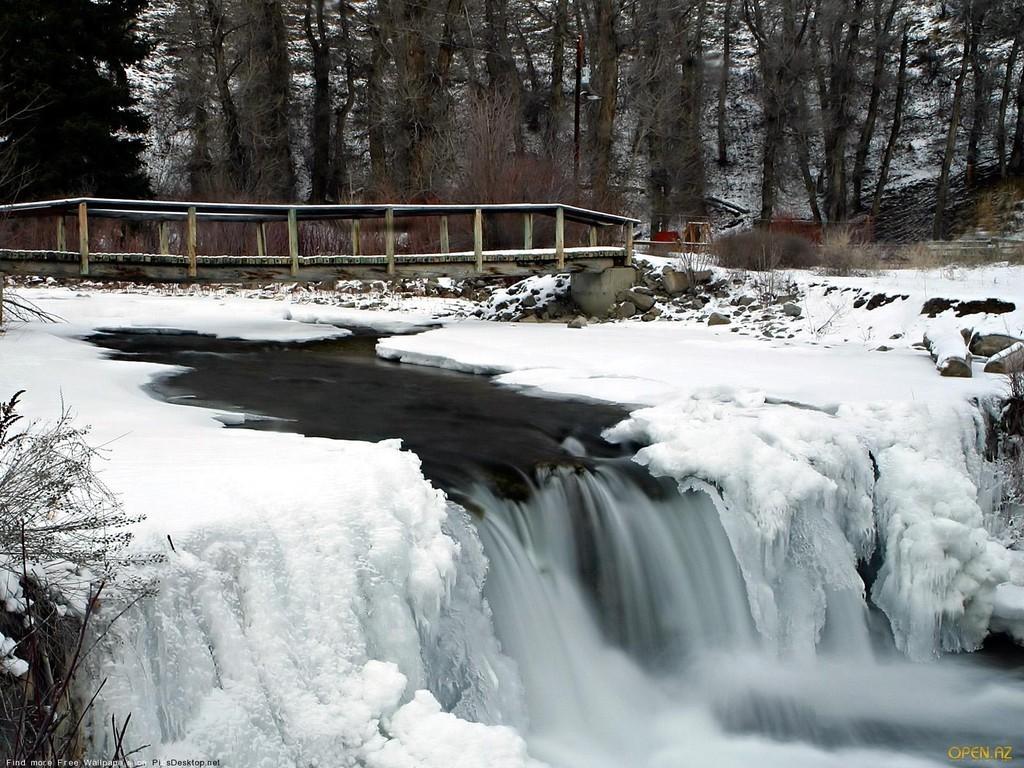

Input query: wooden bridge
[0,198,639,282]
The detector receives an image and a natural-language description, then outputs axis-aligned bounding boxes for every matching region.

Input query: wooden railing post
[385,207,395,275]
[351,219,361,256]
[624,222,634,266]
[589,226,598,247]
[256,222,266,257]
[56,216,66,251]
[159,221,170,256]
[186,206,197,278]
[555,206,565,270]
[77,202,89,276]
[440,216,449,254]
[288,208,299,276]
[473,208,483,272]
[523,213,533,250]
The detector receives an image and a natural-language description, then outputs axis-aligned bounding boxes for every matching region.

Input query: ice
[0,295,538,767]
[606,394,1011,659]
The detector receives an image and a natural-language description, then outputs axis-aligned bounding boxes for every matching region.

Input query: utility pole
[574,34,583,191]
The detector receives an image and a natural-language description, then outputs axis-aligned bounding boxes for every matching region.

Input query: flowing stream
[89,329,1024,767]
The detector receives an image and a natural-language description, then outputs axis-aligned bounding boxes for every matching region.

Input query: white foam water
[467,465,1024,768]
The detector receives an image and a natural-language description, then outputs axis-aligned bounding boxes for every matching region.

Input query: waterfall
[467,464,1024,768]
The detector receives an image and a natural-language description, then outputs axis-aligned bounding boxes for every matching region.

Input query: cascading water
[465,463,1024,768]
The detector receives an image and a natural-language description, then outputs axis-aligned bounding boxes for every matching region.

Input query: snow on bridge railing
[0,197,639,279]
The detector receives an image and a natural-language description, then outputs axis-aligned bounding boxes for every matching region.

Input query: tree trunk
[933,29,971,240]
[367,4,390,188]
[548,0,569,152]
[590,0,619,202]
[678,0,707,214]
[965,9,988,187]
[203,0,248,192]
[1009,40,1024,173]
[331,4,357,197]
[795,90,823,222]
[304,0,331,202]
[997,31,1022,177]
[822,0,864,223]
[250,0,294,199]
[717,0,733,165]
[871,28,908,219]
[852,0,898,211]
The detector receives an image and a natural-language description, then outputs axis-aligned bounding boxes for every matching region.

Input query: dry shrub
[973,178,1024,234]
[713,228,818,270]
[819,227,876,275]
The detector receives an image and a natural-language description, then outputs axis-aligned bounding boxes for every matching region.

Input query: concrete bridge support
[570,266,637,317]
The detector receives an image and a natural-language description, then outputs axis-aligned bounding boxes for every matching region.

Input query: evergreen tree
[0,0,151,199]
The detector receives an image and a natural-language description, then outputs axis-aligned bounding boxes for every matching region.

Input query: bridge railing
[0,198,639,280]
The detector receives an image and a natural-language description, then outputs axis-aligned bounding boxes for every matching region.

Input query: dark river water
[87,328,631,494]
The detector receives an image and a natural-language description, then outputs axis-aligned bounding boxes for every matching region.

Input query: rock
[969,331,1024,357]
[692,269,713,284]
[623,289,656,312]
[661,268,691,295]
[984,342,1024,373]
[614,301,637,319]
[641,307,662,322]
[938,357,973,377]
[662,267,712,295]
[521,294,537,308]
[708,312,731,326]
[568,316,588,329]
[921,297,956,317]
[955,298,1015,317]
[873,345,893,352]
[783,302,803,318]
[924,328,973,378]
[736,295,756,306]
[631,285,654,296]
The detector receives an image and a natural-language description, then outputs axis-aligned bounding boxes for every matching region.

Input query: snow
[377,319,1002,409]
[2,275,1023,763]
[923,320,971,374]
[375,266,1024,658]
[0,291,538,766]
[18,287,355,342]
[283,303,444,334]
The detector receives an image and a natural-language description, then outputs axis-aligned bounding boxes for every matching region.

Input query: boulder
[708,312,731,326]
[661,267,690,294]
[924,327,973,378]
[783,302,803,318]
[568,316,588,329]
[736,295,756,306]
[662,267,713,295]
[615,301,637,319]
[623,289,656,312]
[969,331,1024,357]
[984,342,1024,373]
[641,307,663,322]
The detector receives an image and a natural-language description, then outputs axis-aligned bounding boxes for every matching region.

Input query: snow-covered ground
[2,267,1023,763]
[0,291,537,766]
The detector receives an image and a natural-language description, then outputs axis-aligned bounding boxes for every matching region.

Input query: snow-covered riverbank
[1,276,1023,765]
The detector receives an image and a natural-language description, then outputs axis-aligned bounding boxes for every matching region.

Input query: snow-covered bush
[0,391,148,762]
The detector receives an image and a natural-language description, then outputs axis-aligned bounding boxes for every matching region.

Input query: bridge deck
[0,246,623,282]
